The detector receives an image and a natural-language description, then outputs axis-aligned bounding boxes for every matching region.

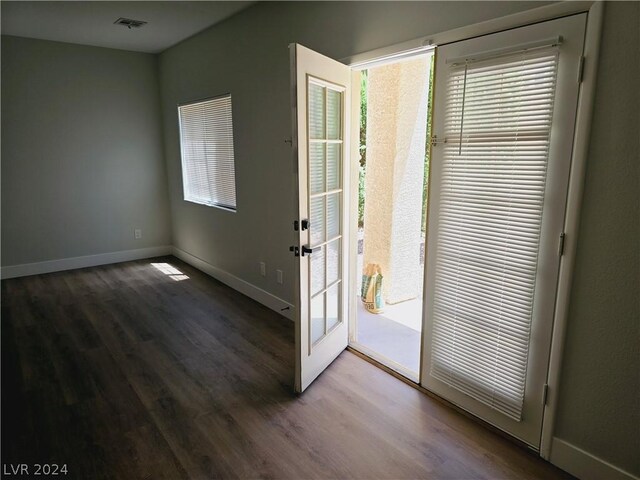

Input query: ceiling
[1,1,255,54]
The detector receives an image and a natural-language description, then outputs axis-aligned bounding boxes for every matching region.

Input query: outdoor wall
[553,2,640,476]
[158,1,638,477]
[1,36,171,268]
[363,58,430,304]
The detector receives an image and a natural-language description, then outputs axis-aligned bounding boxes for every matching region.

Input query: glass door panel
[308,77,344,348]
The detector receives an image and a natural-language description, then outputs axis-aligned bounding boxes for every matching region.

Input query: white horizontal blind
[430,47,559,420]
[178,95,237,210]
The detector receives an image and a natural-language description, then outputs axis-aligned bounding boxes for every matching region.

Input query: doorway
[292,7,591,450]
[349,52,434,381]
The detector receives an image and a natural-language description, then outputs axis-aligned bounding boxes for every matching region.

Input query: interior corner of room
[1,2,638,480]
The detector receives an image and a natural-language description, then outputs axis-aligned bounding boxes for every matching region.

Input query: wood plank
[1,257,574,479]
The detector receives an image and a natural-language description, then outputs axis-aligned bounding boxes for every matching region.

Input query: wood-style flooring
[1,257,573,479]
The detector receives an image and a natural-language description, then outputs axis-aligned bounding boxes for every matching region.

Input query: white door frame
[342,0,604,459]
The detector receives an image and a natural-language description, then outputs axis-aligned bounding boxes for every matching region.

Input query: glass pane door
[292,43,351,393]
[308,77,344,350]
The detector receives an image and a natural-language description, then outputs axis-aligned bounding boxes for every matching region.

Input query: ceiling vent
[114,18,147,29]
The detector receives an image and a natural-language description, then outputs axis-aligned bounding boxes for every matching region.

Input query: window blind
[430,47,559,420]
[178,95,237,210]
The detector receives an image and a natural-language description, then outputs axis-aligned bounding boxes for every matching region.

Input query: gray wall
[1,36,171,266]
[158,0,547,303]
[158,1,639,475]
[554,2,640,475]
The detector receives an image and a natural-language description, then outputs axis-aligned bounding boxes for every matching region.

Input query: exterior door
[290,44,352,393]
[422,15,586,447]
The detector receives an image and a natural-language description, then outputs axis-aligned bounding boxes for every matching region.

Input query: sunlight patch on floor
[151,263,189,281]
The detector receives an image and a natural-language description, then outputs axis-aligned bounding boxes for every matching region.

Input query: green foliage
[421,55,435,233]
[358,70,368,228]
[359,70,368,168]
[358,165,366,228]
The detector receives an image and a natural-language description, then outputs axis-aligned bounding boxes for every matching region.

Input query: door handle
[300,245,322,257]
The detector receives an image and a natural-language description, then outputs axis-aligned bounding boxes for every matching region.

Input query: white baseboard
[0,246,173,280]
[172,247,295,321]
[0,244,296,322]
[551,438,639,480]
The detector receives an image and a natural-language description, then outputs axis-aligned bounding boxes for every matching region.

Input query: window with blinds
[429,47,559,420]
[178,95,237,211]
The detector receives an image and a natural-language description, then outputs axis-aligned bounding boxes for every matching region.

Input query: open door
[290,44,352,393]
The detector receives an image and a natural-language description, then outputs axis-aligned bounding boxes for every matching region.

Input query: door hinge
[542,384,549,405]
[558,232,566,257]
[577,56,585,83]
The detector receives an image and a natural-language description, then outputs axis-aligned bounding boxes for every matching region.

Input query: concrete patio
[356,299,422,375]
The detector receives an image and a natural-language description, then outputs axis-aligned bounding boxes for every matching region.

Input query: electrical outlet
[276,269,283,284]
[134,229,142,239]
[260,262,266,277]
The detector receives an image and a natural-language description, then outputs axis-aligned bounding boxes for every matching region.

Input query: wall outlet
[259,262,266,277]
[276,269,283,284]
[134,229,142,239]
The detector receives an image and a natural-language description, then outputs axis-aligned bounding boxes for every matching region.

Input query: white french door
[290,44,352,393]
[422,15,586,447]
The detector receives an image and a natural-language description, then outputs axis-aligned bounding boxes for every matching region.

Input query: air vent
[114,17,147,29]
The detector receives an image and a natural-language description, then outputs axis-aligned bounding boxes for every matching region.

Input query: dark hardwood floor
[2,257,573,479]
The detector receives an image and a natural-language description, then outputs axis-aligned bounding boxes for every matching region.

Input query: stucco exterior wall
[363,57,430,304]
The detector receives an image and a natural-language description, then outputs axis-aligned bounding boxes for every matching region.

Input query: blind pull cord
[458,63,468,156]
